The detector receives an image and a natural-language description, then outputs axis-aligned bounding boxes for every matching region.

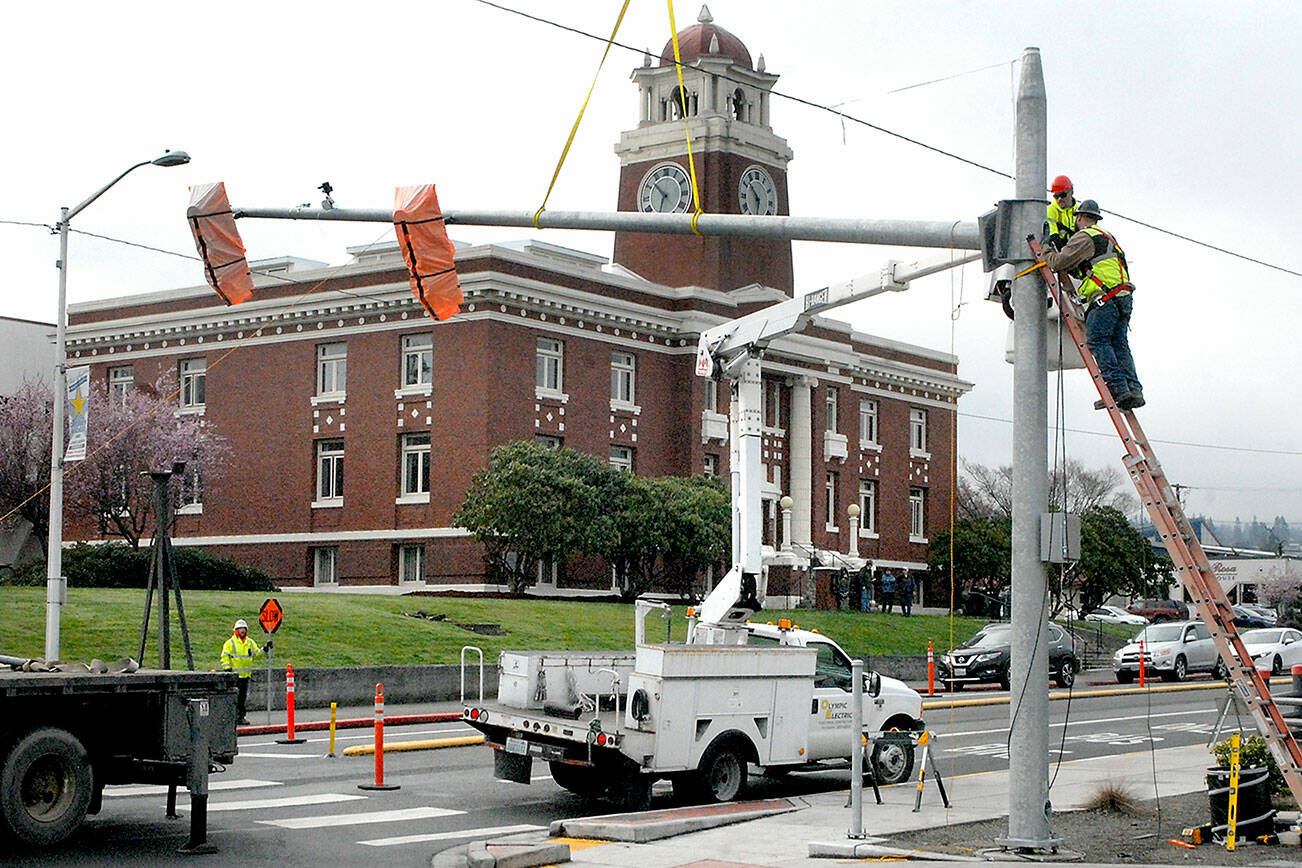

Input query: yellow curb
[341,734,483,756]
[548,837,609,851]
[921,675,1292,712]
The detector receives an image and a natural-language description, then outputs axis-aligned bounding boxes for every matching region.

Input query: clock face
[738,165,778,216]
[638,163,693,214]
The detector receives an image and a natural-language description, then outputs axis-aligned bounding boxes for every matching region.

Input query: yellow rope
[667,0,704,234]
[1014,261,1043,279]
[532,0,632,229]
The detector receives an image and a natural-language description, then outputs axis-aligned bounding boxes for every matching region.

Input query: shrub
[1212,734,1285,795]
[2,543,274,592]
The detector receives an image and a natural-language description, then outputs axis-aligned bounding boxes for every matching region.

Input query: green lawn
[2,587,992,668]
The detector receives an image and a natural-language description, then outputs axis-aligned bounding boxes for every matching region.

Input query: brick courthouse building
[63,10,972,598]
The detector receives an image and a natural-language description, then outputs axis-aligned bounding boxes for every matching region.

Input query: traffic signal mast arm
[690,251,979,638]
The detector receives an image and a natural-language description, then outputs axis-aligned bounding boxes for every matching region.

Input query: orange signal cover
[393,185,462,321]
[186,182,254,305]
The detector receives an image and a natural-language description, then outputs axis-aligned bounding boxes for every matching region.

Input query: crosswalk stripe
[104,779,281,798]
[209,793,366,812]
[359,823,544,847]
[258,806,464,829]
[239,752,319,758]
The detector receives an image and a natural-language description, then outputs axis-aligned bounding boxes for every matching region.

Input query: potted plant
[1207,734,1280,839]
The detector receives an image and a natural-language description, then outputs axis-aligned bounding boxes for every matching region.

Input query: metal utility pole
[997,47,1060,853]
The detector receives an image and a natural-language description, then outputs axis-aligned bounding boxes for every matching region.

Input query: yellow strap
[667,0,704,234]
[1014,261,1043,279]
[532,0,632,230]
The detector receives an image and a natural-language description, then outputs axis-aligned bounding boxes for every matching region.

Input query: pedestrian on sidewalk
[881,571,897,613]
[899,574,914,617]
[220,619,270,725]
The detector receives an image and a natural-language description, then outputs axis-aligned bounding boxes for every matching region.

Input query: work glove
[264,639,274,651]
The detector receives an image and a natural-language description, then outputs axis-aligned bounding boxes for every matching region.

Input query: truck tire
[870,737,915,786]
[612,775,652,812]
[0,727,92,847]
[695,741,748,803]
[548,761,602,797]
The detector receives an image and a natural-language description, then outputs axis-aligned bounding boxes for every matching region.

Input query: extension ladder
[1027,235,1302,808]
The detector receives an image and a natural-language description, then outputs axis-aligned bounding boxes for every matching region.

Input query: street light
[45,150,191,662]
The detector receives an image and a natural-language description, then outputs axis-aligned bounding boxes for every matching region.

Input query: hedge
[5,543,275,592]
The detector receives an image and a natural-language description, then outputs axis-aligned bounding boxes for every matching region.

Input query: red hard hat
[1050,175,1073,194]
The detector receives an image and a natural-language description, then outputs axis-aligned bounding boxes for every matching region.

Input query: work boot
[1094,391,1130,410]
[1121,389,1145,409]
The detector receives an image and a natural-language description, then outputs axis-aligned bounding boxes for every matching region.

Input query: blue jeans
[1085,294,1140,397]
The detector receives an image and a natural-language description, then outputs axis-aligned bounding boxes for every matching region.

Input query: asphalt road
[9,677,1254,867]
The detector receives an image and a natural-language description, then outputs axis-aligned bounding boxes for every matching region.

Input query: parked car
[1113,621,1228,683]
[937,622,1082,691]
[1126,599,1189,622]
[1233,605,1275,629]
[1084,605,1148,626]
[1237,604,1279,626]
[1239,628,1302,675]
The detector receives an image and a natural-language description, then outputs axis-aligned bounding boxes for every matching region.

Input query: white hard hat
[234,619,248,630]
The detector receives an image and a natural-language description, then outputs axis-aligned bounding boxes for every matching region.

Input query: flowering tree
[1259,571,1302,625]
[0,380,55,547]
[63,374,230,548]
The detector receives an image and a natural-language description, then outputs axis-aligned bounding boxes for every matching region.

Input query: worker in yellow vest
[221,619,270,724]
[1043,200,1144,410]
[1045,175,1077,250]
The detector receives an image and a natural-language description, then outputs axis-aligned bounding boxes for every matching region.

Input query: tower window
[732,88,747,121]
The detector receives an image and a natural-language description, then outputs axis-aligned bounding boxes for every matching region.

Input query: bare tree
[959,458,1134,522]
[959,460,1013,520]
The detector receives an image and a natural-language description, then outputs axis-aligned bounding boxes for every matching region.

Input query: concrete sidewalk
[439,743,1219,868]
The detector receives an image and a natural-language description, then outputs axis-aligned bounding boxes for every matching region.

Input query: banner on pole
[64,365,90,462]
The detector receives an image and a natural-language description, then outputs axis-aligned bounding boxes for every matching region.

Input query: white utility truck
[462,603,922,809]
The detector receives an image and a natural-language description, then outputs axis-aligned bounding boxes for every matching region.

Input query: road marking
[259,806,464,829]
[240,752,321,758]
[104,779,281,798]
[359,823,544,847]
[210,793,367,812]
[941,707,1213,739]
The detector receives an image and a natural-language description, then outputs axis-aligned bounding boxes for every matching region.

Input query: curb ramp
[549,797,804,844]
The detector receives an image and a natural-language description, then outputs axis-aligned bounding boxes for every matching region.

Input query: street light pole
[44,150,190,663]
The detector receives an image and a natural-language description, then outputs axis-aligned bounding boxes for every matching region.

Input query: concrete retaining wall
[243,663,500,710]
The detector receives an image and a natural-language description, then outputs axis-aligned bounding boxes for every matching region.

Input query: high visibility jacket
[1046,199,1077,239]
[1077,226,1130,300]
[220,634,261,678]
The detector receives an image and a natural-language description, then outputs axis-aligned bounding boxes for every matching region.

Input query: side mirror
[866,671,881,698]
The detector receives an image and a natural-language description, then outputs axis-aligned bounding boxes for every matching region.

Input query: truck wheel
[0,727,92,847]
[548,761,602,797]
[697,742,747,803]
[612,776,652,812]
[870,738,915,786]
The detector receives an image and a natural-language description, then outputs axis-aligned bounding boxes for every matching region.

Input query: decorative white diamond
[326,415,334,425]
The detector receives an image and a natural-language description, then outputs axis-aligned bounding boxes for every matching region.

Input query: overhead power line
[470,0,1301,280]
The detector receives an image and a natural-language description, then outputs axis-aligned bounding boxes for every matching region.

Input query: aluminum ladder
[1027,235,1302,808]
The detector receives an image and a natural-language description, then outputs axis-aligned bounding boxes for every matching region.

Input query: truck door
[806,640,858,759]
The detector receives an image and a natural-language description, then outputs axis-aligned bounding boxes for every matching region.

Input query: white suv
[1113,620,1228,683]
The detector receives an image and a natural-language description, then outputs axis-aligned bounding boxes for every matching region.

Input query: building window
[859,399,879,447]
[401,334,433,388]
[109,366,133,407]
[536,434,563,450]
[704,453,718,476]
[826,387,838,433]
[909,408,928,454]
[858,479,877,536]
[316,439,344,504]
[317,343,347,397]
[704,380,718,413]
[764,380,782,428]
[178,465,203,513]
[313,547,339,586]
[179,358,206,411]
[611,351,636,405]
[825,471,839,529]
[536,337,563,393]
[910,487,927,541]
[400,432,430,498]
[610,445,634,472]
[399,544,424,585]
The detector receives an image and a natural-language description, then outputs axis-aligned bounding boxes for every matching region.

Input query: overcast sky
[2,1,1298,529]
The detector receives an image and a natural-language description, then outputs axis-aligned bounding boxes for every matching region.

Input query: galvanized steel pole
[999,47,1059,852]
[233,206,981,250]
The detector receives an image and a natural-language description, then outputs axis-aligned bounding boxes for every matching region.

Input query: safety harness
[1078,227,1134,306]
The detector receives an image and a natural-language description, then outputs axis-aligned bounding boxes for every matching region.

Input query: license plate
[952,666,966,676]
[505,737,528,755]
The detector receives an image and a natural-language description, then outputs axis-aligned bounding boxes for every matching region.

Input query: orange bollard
[359,683,399,791]
[276,664,306,744]
[927,640,935,696]
[1138,641,1146,688]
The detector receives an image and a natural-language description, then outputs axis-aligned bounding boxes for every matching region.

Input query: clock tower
[613,6,795,294]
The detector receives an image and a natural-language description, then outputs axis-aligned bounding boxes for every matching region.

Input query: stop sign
[258,598,283,634]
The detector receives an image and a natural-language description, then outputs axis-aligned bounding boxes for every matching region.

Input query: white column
[789,376,813,548]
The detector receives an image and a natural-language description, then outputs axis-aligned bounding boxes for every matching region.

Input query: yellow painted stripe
[548,837,608,851]
[341,735,483,756]
[920,675,1291,712]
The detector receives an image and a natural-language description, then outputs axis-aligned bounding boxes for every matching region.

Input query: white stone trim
[171,526,475,546]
